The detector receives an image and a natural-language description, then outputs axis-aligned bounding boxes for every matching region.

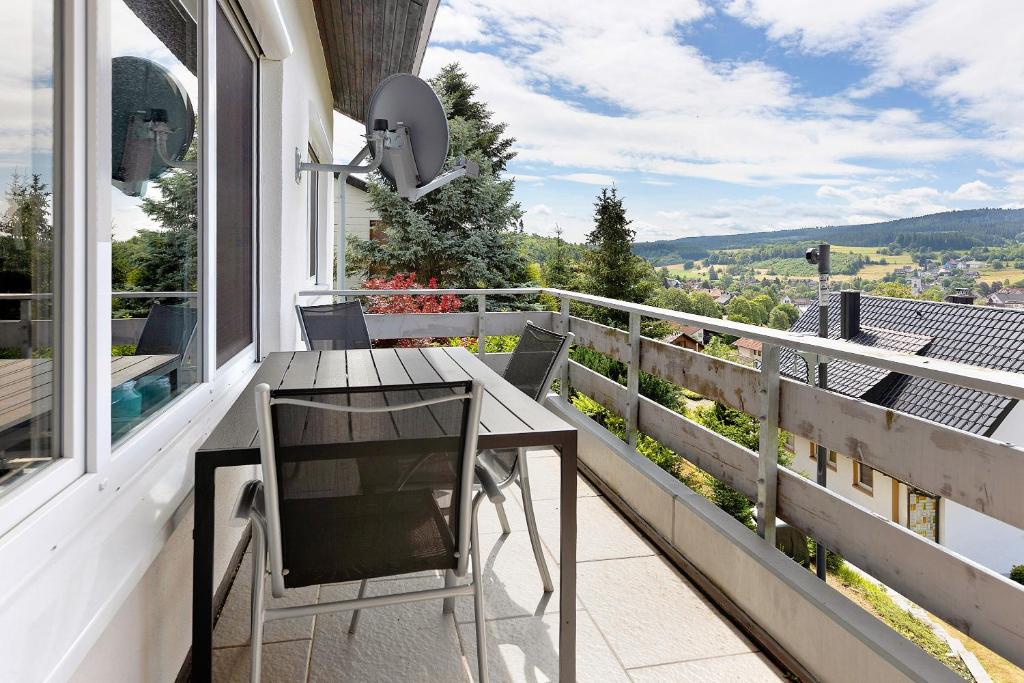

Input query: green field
[664,245,1024,286]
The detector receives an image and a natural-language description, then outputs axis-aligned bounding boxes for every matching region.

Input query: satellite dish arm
[294,131,386,183]
[402,158,480,202]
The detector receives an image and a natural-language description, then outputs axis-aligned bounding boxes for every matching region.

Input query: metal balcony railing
[0,291,197,350]
[299,286,1024,669]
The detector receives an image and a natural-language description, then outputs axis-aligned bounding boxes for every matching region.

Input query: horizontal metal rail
[301,287,1024,401]
[0,291,197,300]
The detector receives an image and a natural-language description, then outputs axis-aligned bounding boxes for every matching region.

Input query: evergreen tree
[0,173,54,320]
[349,63,527,288]
[582,187,655,310]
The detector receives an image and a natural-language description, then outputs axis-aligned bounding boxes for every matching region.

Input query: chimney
[945,287,974,305]
[840,290,860,339]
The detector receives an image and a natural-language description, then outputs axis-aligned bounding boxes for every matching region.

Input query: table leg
[191,460,217,682]
[559,433,577,682]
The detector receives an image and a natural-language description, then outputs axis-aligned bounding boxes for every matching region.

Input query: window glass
[0,3,60,491]
[857,463,874,490]
[110,0,200,441]
[215,5,255,366]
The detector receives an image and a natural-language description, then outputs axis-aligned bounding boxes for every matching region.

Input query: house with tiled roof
[783,291,1024,576]
[733,337,763,365]
[988,287,1024,310]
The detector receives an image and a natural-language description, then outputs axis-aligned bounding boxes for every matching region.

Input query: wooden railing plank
[569,321,1024,531]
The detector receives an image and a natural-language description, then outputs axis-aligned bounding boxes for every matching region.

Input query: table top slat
[197,349,575,457]
[313,350,347,388]
[0,359,52,390]
[344,349,380,388]
[279,351,320,390]
[371,348,414,385]
[420,347,530,436]
[110,354,177,388]
[201,353,292,452]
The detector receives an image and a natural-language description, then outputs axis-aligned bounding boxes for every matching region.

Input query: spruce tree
[349,63,527,288]
[582,187,655,306]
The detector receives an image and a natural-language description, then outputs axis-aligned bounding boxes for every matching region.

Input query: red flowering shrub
[363,273,463,347]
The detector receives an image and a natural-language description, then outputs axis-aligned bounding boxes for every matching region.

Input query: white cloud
[431,4,494,44]
[510,173,544,183]
[550,173,616,185]
[528,203,553,215]
[725,0,926,52]
[949,180,995,201]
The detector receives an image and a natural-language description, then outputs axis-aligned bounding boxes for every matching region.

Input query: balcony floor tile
[626,652,787,682]
[210,450,783,682]
[577,555,758,670]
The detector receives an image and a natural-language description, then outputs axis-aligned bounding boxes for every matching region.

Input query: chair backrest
[502,322,574,402]
[254,380,483,594]
[295,301,371,351]
[135,303,197,357]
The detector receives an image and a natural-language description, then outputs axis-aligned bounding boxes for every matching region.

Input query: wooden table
[0,355,178,433]
[191,348,578,681]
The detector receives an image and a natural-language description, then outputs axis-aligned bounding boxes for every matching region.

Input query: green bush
[1010,564,1024,585]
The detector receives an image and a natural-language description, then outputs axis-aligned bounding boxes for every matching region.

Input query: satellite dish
[111,56,195,197]
[366,73,449,188]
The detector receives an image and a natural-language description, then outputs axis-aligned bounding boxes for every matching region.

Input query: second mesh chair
[295,300,372,350]
[477,322,574,593]
[233,379,499,682]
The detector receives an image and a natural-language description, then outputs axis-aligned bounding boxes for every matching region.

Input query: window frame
[0,0,88,535]
[213,0,259,368]
[853,461,874,494]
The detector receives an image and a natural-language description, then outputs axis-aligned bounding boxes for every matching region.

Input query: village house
[784,291,1024,576]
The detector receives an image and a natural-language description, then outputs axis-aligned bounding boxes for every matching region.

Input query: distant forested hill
[633,208,1024,265]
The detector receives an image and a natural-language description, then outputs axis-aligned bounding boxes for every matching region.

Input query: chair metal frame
[481,323,574,593]
[234,380,498,682]
[295,300,372,351]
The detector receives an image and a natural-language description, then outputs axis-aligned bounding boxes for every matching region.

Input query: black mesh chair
[134,303,197,387]
[135,303,197,357]
[477,322,574,593]
[233,380,499,682]
[295,301,372,351]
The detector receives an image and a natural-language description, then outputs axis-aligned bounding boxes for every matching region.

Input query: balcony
[212,284,1022,683]
[209,446,786,681]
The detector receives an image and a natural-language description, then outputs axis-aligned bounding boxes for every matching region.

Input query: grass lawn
[827,564,974,680]
[930,616,1024,683]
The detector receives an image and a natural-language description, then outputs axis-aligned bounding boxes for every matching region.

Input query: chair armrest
[230,479,264,527]
[474,463,505,505]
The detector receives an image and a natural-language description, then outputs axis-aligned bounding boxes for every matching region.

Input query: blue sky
[339,0,1024,244]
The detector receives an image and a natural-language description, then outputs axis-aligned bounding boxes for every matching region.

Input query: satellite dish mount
[295,74,481,289]
[295,74,479,202]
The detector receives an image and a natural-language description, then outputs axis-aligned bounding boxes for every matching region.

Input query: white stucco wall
[334,179,378,288]
[940,403,1024,576]
[795,416,1024,577]
[259,0,335,354]
[64,3,336,681]
[790,436,900,524]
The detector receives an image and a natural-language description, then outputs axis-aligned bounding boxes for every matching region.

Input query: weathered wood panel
[570,322,1024,530]
[634,393,1024,667]
[567,360,627,415]
[365,311,555,340]
[311,0,433,120]
[569,317,628,363]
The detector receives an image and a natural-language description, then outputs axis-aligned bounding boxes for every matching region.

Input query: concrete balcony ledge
[544,397,963,683]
